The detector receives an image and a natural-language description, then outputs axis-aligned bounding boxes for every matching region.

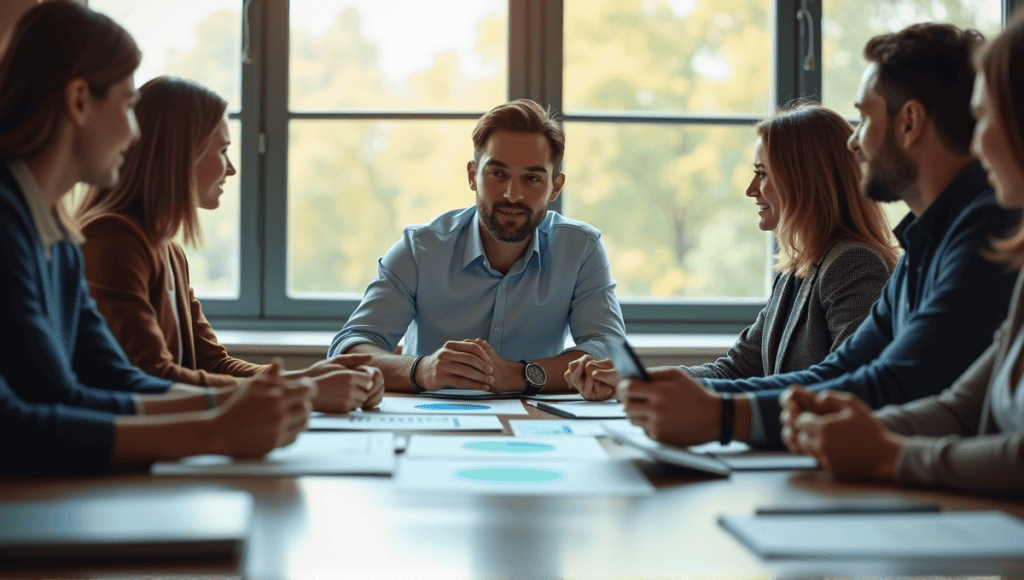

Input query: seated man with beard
[329,100,626,394]
[614,23,1021,450]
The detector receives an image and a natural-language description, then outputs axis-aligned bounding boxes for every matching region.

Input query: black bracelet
[719,394,735,446]
[409,355,427,393]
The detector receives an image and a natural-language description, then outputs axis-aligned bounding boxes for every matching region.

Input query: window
[92,0,1017,332]
[91,0,243,299]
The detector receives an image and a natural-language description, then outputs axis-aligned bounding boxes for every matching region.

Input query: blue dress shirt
[330,207,627,362]
[704,162,1021,447]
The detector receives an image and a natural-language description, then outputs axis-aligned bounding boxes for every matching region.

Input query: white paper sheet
[377,396,529,415]
[508,419,611,436]
[718,510,1024,559]
[404,435,608,460]
[151,432,395,476]
[528,400,626,418]
[394,457,653,496]
[309,413,502,431]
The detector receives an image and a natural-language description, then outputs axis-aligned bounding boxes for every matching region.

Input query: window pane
[181,119,242,300]
[92,1,243,300]
[563,123,770,299]
[287,120,476,297]
[289,0,507,111]
[564,0,773,115]
[90,0,242,111]
[821,0,1002,119]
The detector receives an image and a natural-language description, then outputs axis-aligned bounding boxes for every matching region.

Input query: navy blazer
[704,163,1021,447]
[0,162,171,416]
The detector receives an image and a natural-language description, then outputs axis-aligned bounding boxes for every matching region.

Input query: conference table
[2,399,1023,579]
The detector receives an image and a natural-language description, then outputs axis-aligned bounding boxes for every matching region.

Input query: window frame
[200,0,1017,335]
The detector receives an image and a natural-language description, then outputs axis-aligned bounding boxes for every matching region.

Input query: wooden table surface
[2,400,1022,579]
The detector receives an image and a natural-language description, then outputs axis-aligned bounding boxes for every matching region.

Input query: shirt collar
[894,161,989,250]
[7,160,81,259]
[463,208,543,273]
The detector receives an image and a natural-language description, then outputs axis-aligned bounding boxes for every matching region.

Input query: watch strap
[719,394,735,445]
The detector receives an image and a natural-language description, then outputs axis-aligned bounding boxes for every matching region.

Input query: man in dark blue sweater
[616,23,1020,449]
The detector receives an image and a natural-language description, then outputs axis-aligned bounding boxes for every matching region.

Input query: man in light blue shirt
[329,100,626,394]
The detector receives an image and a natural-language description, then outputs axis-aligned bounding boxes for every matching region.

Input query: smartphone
[608,337,652,381]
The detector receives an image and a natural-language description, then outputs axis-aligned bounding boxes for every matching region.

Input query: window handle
[797,0,816,71]
[242,0,256,64]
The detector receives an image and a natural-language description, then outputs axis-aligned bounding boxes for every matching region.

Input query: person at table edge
[329,99,626,394]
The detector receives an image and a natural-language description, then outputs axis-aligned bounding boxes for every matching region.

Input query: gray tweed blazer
[686,239,892,379]
[875,268,1024,494]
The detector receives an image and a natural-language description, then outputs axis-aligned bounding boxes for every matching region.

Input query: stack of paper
[152,432,396,476]
[719,510,1024,559]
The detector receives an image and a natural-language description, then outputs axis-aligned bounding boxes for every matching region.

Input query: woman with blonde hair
[781,11,1024,493]
[568,103,899,399]
[76,76,383,414]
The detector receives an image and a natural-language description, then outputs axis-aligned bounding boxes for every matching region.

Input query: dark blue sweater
[0,162,173,473]
[705,163,1021,447]
[0,371,117,475]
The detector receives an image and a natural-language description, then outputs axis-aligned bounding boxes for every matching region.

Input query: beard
[478,200,545,243]
[862,126,918,203]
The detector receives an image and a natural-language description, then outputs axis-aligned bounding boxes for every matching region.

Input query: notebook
[0,488,252,562]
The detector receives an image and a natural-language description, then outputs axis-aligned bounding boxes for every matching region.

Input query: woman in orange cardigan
[75,76,382,414]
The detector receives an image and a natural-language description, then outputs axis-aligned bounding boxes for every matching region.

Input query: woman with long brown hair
[75,76,383,414]
[0,1,314,475]
[781,11,1024,493]
[568,103,899,399]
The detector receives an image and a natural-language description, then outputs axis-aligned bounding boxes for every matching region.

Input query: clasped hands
[779,385,903,480]
[414,338,525,393]
[283,354,384,413]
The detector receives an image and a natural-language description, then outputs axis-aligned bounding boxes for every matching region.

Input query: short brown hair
[863,23,984,156]
[979,10,1024,267]
[0,0,141,160]
[760,103,899,277]
[472,99,565,173]
[75,77,228,246]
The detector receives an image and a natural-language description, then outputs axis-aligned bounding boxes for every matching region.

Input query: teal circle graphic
[456,467,564,484]
[414,403,489,411]
[464,441,556,453]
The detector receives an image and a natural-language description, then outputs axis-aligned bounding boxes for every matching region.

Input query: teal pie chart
[464,441,556,453]
[456,466,564,484]
[414,403,490,411]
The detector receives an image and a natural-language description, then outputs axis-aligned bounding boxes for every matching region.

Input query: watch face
[525,363,546,385]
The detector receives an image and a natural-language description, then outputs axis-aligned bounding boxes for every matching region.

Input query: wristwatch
[521,360,547,395]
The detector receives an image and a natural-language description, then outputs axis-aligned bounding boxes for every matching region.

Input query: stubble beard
[479,200,545,243]
[862,127,918,203]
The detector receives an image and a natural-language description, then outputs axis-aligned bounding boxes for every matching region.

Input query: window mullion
[262,0,291,318]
